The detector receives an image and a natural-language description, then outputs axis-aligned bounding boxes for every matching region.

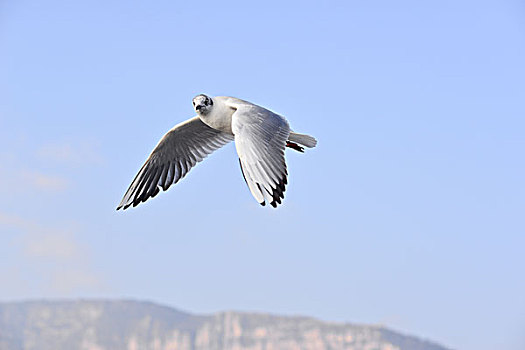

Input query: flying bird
[117,95,317,210]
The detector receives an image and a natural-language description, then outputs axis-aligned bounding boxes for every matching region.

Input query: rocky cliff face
[0,300,449,350]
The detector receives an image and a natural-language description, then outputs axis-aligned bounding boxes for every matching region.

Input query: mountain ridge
[0,299,450,350]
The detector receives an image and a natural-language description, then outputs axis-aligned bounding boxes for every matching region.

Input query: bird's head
[192,94,214,116]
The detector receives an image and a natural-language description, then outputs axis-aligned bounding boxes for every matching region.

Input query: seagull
[117,95,317,210]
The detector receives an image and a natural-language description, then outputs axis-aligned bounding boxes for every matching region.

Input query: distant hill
[0,300,450,350]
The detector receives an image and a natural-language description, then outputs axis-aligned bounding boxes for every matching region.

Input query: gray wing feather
[117,116,233,210]
[231,105,290,208]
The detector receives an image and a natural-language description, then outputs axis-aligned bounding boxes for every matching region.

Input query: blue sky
[1,1,524,349]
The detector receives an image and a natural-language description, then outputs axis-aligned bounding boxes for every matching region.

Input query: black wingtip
[116,202,131,211]
[239,158,248,185]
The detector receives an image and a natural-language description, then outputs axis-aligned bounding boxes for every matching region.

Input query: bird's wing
[229,102,291,207]
[117,116,234,210]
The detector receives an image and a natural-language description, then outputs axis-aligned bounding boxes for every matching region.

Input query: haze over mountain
[0,300,450,350]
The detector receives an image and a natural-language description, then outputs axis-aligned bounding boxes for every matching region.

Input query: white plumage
[117,95,316,210]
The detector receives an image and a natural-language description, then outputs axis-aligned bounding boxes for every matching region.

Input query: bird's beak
[195,105,203,111]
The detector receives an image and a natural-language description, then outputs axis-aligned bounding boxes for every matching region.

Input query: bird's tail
[288,132,317,149]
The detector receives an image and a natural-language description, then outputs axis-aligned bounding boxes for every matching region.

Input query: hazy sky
[1,1,524,349]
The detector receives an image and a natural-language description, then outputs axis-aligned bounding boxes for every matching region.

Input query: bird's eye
[193,101,195,106]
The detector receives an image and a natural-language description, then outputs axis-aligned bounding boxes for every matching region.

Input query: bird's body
[117,95,316,210]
